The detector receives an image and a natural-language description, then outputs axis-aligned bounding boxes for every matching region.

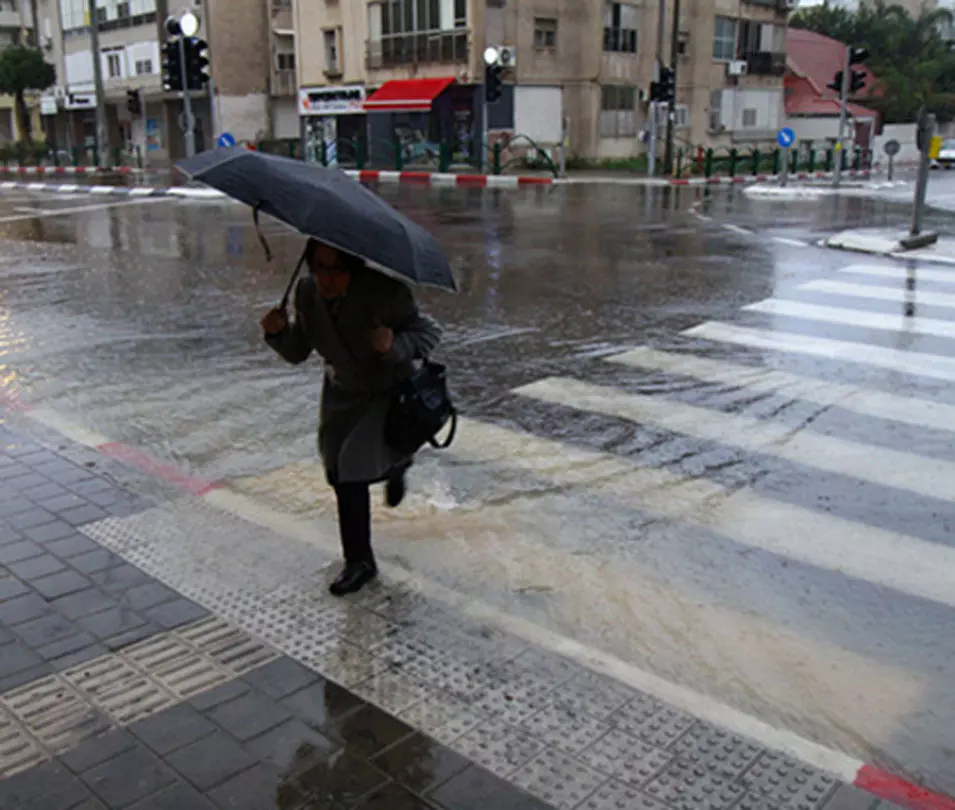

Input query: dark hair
[305,239,365,273]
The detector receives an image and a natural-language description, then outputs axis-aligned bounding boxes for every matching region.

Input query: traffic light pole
[833,46,851,188]
[87,0,109,167]
[177,36,196,158]
[663,0,680,174]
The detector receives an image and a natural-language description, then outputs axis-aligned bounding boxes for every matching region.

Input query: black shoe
[385,471,406,508]
[329,561,377,596]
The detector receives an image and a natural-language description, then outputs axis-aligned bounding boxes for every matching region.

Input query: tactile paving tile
[511,747,608,810]
[610,693,668,736]
[671,721,765,778]
[740,751,839,809]
[578,779,674,810]
[350,669,434,715]
[305,639,390,687]
[629,706,696,750]
[398,692,484,742]
[548,670,638,722]
[2,675,107,754]
[0,705,46,778]
[643,758,747,810]
[177,616,279,675]
[519,703,610,755]
[123,634,232,699]
[579,728,674,788]
[64,655,177,726]
[450,717,546,778]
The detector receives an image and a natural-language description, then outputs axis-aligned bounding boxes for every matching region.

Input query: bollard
[729,148,738,177]
[841,150,848,171]
[704,148,714,177]
[113,146,122,168]
[752,148,760,176]
[676,148,683,177]
[439,141,450,173]
[394,138,403,171]
[136,146,143,170]
[825,149,833,172]
[492,142,501,175]
[289,141,296,159]
[355,138,366,170]
[320,140,328,167]
[772,148,780,175]
[697,145,704,174]
[789,150,797,173]
[808,148,815,173]
[852,147,861,171]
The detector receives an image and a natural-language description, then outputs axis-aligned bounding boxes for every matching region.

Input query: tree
[0,45,55,145]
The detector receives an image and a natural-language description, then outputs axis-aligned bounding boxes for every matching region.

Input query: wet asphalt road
[0,182,954,794]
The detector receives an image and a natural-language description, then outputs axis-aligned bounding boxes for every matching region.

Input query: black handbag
[385,360,457,455]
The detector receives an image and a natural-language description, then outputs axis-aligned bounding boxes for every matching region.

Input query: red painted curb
[97,441,220,497]
[455,174,489,187]
[398,171,432,184]
[856,766,955,810]
[518,176,554,185]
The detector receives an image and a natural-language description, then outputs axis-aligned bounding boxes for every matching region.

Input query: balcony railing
[366,29,469,69]
[744,51,786,76]
[271,68,296,97]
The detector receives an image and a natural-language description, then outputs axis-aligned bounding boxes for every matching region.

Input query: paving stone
[0,539,44,564]
[22,782,107,810]
[69,549,122,575]
[24,519,80,543]
[9,552,68,581]
[7,507,58,531]
[130,702,218,756]
[428,764,555,810]
[48,642,110,670]
[0,525,24,545]
[82,744,178,807]
[206,689,293,742]
[60,729,138,774]
[37,631,103,664]
[32,569,93,599]
[354,781,439,810]
[578,779,672,810]
[519,703,610,755]
[451,719,545,779]
[52,588,118,620]
[293,749,390,807]
[68,479,115,498]
[320,702,415,759]
[0,574,29,602]
[0,660,53,692]
[578,728,673,788]
[819,785,879,810]
[166,730,258,791]
[102,622,163,651]
[119,582,178,612]
[241,657,319,701]
[77,606,149,641]
[35,493,88,513]
[0,639,43,677]
[0,591,51,625]
[189,679,252,712]
[91,563,153,594]
[5,474,52,494]
[372,732,472,795]
[644,758,746,810]
[59,504,109,527]
[21,482,72,502]
[13,611,79,647]
[15,450,60,467]
[144,598,208,629]
[127,782,216,810]
[511,748,607,810]
[280,678,365,728]
[0,498,32,519]
[741,752,839,808]
[0,760,77,806]
[244,718,340,771]
[46,534,101,558]
[205,761,299,810]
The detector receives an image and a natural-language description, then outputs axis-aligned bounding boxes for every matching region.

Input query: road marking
[840,264,955,286]
[515,376,955,503]
[686,321,955,382]
[743,298,955,340]
[723,224,753,236]
[799,279,955,311]
[0,197,168,223]
[772,237,809,247]
[606,346,955,434]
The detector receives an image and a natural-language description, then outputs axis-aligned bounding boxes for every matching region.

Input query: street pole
[648,0,666,177]
[140,93,149,169]
[663,0,680,173]
[87,0,108,167]
[177,36,196,158]
[833,45,850,188]
[481,92,488,174]
[911,109,935,238]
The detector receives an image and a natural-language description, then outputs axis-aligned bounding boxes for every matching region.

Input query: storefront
[299,85,367,167]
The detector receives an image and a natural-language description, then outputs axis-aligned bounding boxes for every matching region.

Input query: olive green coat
[265,268,442,484]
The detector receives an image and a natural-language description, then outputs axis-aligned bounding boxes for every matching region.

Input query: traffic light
[654,67,675,104]
[485,63,503,103]
[828,47,869,94]
[184,37,211,91]
[849,70,866,93]
[826,70,843,93]
[161,40,183,92]
[849,47,870,65]
[126,89,141,116]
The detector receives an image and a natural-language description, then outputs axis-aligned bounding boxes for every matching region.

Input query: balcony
[0,8,23,29]
[366,29,469,70]
[271,5,293,33]
[745,51,786,76]
[271,68,296,97]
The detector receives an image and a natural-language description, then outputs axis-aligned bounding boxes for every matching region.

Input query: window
[105,50,122,78]
[599,84,636,137]
[134,58,153,75]
[117,1,129,16]
[96,6,106,24]
[277,51,295,71]
[709,89,723,131]
[603,2,637,54]
[742,108,757,128]
[713,16,736,60]
[324,29,339,72]
[534,17,557,49]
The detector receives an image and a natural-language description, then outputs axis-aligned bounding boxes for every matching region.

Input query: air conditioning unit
[498,45,516,70]
[727,60,748,76]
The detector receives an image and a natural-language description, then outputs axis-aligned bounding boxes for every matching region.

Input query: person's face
[309,243,351,299]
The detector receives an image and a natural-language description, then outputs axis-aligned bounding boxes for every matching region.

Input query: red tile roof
[785,28,879,120]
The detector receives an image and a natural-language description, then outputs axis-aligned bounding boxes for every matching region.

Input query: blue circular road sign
[777,127,795,148]
[217,132,236,148]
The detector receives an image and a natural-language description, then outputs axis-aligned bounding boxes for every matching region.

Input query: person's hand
[261,307,288,335]
[370,325,394,354]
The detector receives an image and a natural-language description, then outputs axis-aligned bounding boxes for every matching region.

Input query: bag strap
[428,408,457,449]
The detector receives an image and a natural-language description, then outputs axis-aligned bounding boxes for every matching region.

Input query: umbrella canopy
[176,147,456,293]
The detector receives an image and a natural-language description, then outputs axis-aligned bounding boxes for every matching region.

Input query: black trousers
[333,482,373,565]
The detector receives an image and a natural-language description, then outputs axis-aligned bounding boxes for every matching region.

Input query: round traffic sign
[777,127,795,148]
[884,139,901,156]
[217,132,236,148]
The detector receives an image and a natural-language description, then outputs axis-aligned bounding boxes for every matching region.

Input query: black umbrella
[176,147,457,305]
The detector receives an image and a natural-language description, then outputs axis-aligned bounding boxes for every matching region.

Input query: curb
[0,180,209,198]
[0,165,142,176]
[1,391,953,810]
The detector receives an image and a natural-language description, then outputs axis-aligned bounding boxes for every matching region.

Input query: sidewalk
[0,411,917,810]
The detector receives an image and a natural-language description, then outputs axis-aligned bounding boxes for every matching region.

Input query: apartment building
[0,0,42,141]
[292,0,793,163]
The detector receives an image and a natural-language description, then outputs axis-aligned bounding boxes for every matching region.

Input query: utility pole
[833,45,850,188]
[663,0,681,173]
[177,34,196,157]
[87,0,108,167]
[648,0,667,176]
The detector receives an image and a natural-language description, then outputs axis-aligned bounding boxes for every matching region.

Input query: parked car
[932,138,955,169]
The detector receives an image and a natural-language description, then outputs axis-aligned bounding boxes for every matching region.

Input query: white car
[933,139,955,169]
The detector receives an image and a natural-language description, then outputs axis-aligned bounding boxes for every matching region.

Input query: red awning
[364,77,455,112]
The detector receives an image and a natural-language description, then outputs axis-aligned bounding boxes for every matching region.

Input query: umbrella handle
[280,247,309,311]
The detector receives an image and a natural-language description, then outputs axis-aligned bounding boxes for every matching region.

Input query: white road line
[840,264,955,286]
[800,279,955,310]
[515,376,955,503]
[0,197,168,223]
[685,321,955,382]
[724,224,752,236]
[772,237,809,247]
[606,346,955,434]
[743,298,955,340]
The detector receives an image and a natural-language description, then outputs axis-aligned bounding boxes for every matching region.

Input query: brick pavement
[0,417,908,810]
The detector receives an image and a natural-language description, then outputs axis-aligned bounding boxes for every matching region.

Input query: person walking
[260,239,442,596]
